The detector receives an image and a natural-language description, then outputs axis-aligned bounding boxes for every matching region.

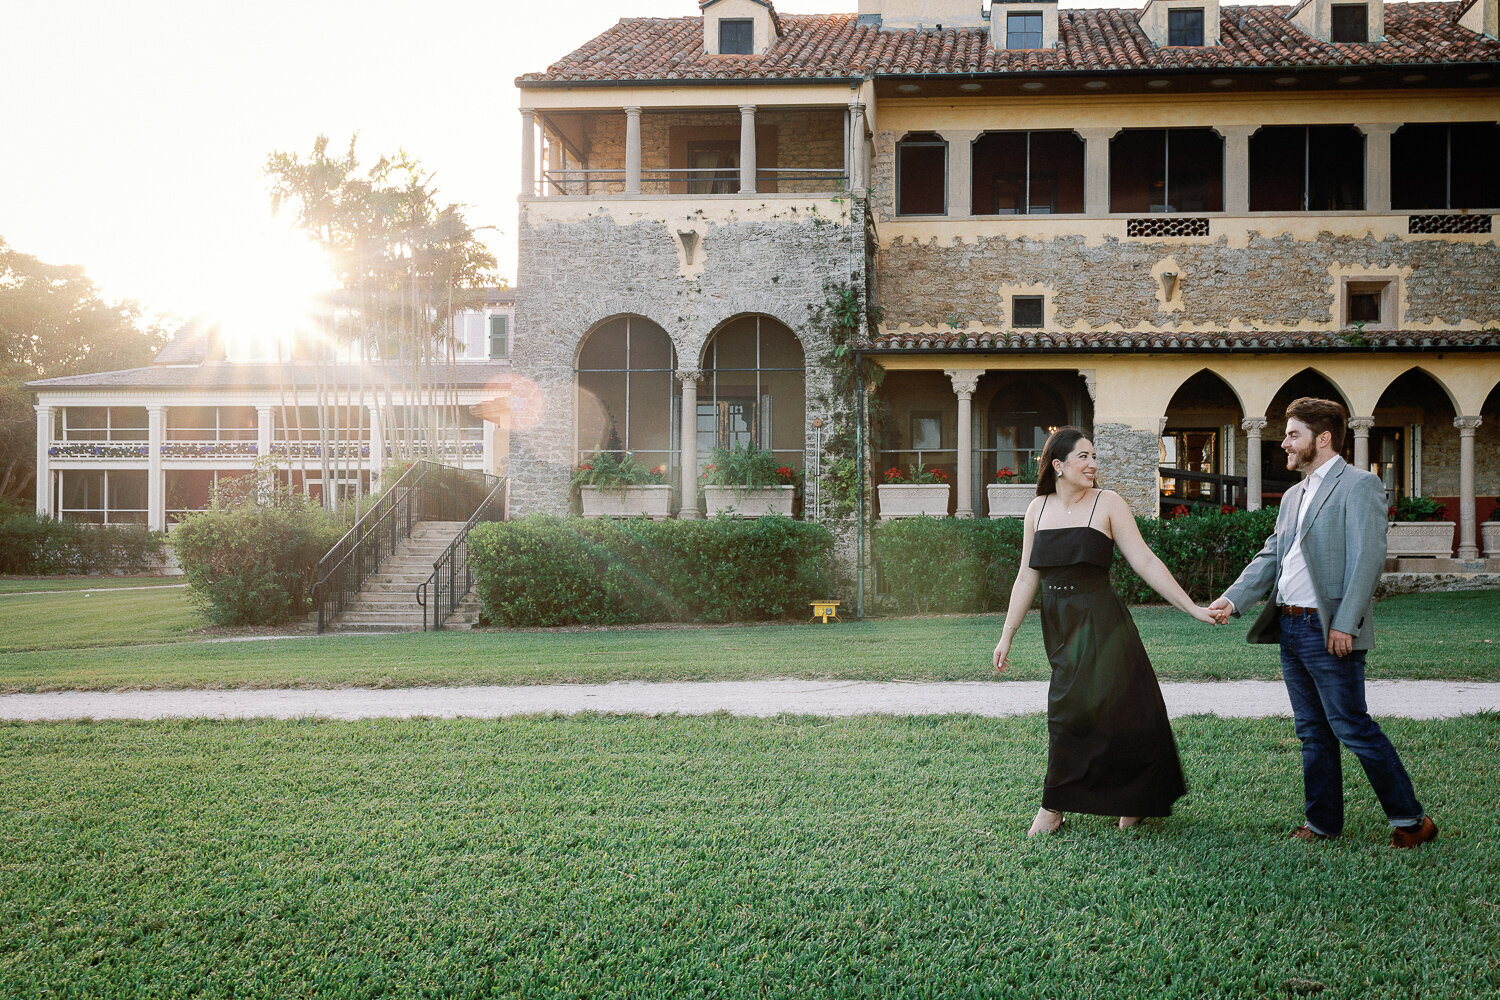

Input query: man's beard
[1285,438,1317,472]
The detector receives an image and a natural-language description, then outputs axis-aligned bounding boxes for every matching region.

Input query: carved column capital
[676,369,703,387]
[1077,368,1096,402]
[944,368,981,397]
[1455,415,1483,433]
[1241,417,1268,434]
[1348,416,1376,432]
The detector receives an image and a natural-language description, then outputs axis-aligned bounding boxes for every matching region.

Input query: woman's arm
[994,496,1044,671]
[1102,491,1216,623]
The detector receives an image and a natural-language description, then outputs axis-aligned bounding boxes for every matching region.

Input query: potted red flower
[878,464,951,519]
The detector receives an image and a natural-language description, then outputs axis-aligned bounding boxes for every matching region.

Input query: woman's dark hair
[1036,426,1090,496]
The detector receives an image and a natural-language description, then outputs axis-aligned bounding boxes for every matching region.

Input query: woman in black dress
[991,427,1220,836]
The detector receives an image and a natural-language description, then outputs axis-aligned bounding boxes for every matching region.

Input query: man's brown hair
[1286,396,1348,452]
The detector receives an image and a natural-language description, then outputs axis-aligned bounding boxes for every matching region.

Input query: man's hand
[1327,629,1355,658]
[1207,596,1233,626]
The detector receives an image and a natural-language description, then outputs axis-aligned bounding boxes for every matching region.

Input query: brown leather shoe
[1289,825,1332,842]
[1390,816,1438,849]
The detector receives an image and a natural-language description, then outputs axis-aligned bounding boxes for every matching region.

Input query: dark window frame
[488,314,510,359]
[1011,296,1045,328]
[896,132,948,216]
[1329,4,1368,43]
[1006,12,1044,49]
[719,18,754,54]
[1108,127,1225,213]
[1391,122,1500,210]
[1167,8,1205,46]
[1248,125,1365,212]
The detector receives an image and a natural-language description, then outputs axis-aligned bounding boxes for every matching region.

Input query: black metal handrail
[1159,466,1298,514]
[418,476,508,631]
[311,460,499,632]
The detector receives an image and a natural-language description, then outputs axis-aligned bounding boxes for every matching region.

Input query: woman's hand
[993,638,1011,673]
[1189,605,1221,625]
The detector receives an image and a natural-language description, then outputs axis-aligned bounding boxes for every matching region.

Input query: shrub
[0,514,164,575]
[171,479,340,626]
[874,506,1280,613]
[569,452,668,490]
[1390,494,1446,522]
[702,444,796,488]
[469,514,834,627]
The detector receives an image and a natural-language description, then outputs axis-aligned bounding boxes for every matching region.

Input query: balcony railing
[538,166,848,198]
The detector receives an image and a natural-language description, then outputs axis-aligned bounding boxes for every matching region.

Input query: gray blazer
[1222,456,1388,650]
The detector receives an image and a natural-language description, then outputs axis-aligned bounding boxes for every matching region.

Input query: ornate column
[624,107,643,195]
[1456,416,1482,561]
[1356,123,1399,213]
[739,105,757,194]
[147,404,165,531]
[1076,128,1117,216]
[1242,417,1267,511]
[678,371,702,520]
[34,404,52,517]
[520,108,537,196]
[848,102,867,194]
[946,370,981,519]
[1349,416,1375,471]
[1217,125,1257,215]
[945,130,980,219]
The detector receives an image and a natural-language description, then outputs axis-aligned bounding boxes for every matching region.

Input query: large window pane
[1167,128,1223,212]
[897,133,947,216]
[575,316,678,467]
[973,131,1083,215]
[1109,130,1165,213]
[1450,123,1500,209]
[1250,125,1363,211]
[703,316,805,469]
[1307,126,1364,210]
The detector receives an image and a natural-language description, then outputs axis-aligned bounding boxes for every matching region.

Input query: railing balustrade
[417,476,507,631]
[538,166,848,197]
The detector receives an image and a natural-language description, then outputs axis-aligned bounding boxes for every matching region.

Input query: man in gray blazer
[1209,397,1437,848]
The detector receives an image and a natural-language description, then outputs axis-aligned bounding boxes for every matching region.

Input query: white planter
[1481,522,1500,557]
[579,485,672,520]
[702,485,795,517]
[987,483,1035,518]
[1386,521,1456,558]
[878,483,951,519]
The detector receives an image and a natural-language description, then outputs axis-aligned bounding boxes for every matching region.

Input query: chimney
[1458,0,1498,38]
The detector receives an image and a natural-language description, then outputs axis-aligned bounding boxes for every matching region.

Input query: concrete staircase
[324,520,482,633]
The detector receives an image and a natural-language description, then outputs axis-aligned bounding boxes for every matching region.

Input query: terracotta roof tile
[518,3,1500,84]
[864,328,1500,351]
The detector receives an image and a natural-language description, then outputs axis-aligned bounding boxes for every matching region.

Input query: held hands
[1207,597,1233,626]
[1190,605,1223,625]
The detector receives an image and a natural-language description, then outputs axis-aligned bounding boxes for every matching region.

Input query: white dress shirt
[1277,459,1335,609]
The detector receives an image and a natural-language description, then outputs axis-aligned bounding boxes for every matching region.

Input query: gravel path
[1,679,1497,722]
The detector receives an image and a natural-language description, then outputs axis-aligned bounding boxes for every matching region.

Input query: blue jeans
[1279,610,1424,836]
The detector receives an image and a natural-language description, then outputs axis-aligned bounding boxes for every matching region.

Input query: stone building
[513,0,1500,562]
[28,290,515,529]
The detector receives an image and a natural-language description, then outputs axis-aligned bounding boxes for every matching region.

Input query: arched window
[576,316,678,474]
[701,315,805,471]
[986,381,1066,476]
[896,132,947,216]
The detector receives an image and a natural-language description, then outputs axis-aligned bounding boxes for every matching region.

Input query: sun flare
[204,222,338,362]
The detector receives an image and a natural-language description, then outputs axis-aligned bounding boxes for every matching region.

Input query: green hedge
[0,514,165,575]
[171,505,340,625]
[469,514,835,627]
[875,506,1279,614]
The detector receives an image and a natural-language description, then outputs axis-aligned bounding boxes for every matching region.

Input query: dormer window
[1007,12,1043,48]
[1168,8,1204,45]
[719,18,754,54]
[1330,3,1367,42]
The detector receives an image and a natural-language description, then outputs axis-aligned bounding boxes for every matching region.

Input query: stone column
[946,370,981,519]
[1077,128,1117,216]
[1218,125,1256,215]
[624,107,643,195]
[34,404,52,517]
[739,105,757,194]
[367,404,384,488]
[520,108,537,196]
[1242,417,1267,510]
[849,102,867,194]
[678,371,702,520]
[1349,416,1375,470]
[1456,416,1482,561]
[147,404,165,531]
[945,130,980,218]
[1357,123,1399,213]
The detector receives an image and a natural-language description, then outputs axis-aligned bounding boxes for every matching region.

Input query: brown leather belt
[1280,604,1316,616]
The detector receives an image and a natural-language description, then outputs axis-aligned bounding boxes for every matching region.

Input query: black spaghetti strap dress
[1029,493,1187,818]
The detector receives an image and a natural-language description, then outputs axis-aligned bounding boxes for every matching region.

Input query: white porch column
[256,405,273,463]
[1242,417,1267,511]
[739,105,757,194]
[945,130,979,219]
[1077,128,1116,216]
[678,371,702,520]
[1348,416,1375,470]
[147,404,165,531]
[1218,125,1256,215]
[34,404,52,517]
[1456,416,1482,561]
[367,404,385,488]
[849,102,867,194]
[520,108,537,196]
[946,370,981,519]
[624,107,643,195]
[1357,123,1399,213]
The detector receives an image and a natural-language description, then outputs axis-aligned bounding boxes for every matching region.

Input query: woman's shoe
[1028,807,1066,837]
[1118,816,1142,829]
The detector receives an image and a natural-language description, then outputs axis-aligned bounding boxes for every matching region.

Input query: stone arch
[1373,368,1459,503]
[697,314,807,472]
[1161,368,1246,510]
[1264,367,1353,419]
[1371,365,1461,416]
[574,315,680,475]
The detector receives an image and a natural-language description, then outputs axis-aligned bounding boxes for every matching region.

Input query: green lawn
[0,575,185,594]
[1,714,1493,999]
[0,590,1495,692]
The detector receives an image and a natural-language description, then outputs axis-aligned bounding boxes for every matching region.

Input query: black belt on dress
[1280,604,1317,616]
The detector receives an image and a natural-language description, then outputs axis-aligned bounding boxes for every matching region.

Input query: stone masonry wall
[1093,422,1161,516]
[876,231,1500,332]
[512,198,864,517]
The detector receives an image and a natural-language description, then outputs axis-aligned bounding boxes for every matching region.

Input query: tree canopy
[1,239,167,501]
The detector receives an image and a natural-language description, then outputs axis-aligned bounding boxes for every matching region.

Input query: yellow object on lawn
[810,601,841,623]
